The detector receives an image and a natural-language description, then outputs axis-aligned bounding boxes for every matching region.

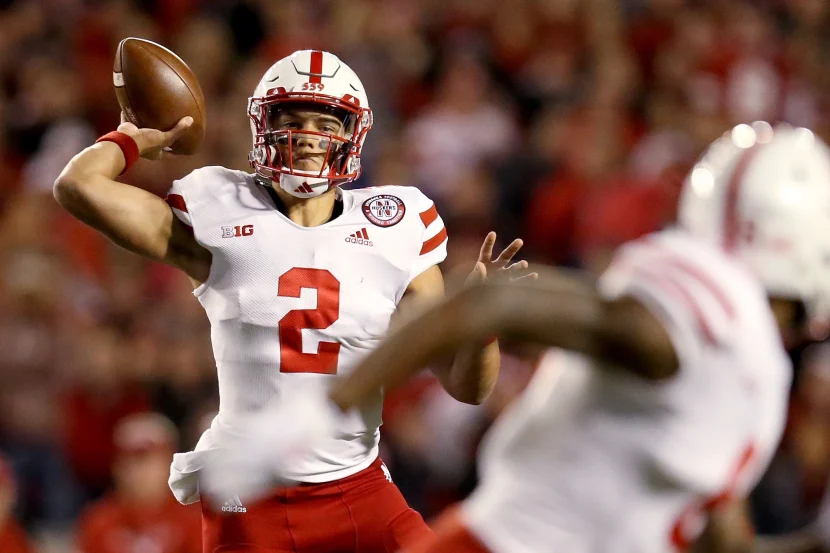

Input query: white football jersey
[165,167,447,501]
[462,229,792,553]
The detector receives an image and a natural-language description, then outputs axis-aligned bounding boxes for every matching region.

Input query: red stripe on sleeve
[420,227,448,256]
[703,444,756,510]
[309,51,323,84]
[645,243,736,320]
[631,267,718,345]
[419,205,439,227]
[165,194,188,213]
[663,258,735,319]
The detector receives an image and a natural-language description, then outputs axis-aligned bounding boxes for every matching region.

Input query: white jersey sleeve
[599,229,789,494]
[406,188,448,282]
[163,165,248,248]
[599,231,737,367]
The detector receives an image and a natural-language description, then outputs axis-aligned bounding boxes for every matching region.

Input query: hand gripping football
[113,37,206,155]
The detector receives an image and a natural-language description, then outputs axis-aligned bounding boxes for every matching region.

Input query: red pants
[404,508,490,553]
[202,458,431,553]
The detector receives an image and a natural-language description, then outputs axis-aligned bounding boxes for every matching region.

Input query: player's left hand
[465,231,538,287]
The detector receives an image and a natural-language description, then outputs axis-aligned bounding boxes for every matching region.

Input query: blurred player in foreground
[218,122,830,553]
[54,49,531,553]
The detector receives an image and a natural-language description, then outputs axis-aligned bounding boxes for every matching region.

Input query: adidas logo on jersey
[221,496,247,513]
[345,228,373,247]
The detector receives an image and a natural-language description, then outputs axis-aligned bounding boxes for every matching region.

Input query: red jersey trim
[420,227,448,256]
[165,194,188,213]
[419,204,439,227]
[643,242,736,320]
[629,266,719,345]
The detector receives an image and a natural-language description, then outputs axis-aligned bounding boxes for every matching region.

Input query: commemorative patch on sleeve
[362,195,406,227]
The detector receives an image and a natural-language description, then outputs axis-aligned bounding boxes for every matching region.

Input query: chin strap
[278,172,330,198]
[259,178,345,223]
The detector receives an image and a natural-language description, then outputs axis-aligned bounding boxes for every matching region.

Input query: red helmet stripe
[723,144,762,252]
[309,51,323,84]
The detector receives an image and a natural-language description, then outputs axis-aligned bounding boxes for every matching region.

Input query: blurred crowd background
[2,0,830,551]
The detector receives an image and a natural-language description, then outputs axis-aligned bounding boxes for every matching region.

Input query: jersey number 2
[278,267,341,374]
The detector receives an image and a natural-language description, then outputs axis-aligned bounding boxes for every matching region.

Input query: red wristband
[96,131,139,175]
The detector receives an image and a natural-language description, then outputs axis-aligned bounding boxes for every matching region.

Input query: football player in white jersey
[53,50,533,553]
[238,122,830,553]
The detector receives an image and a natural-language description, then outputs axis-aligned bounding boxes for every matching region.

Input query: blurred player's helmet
[679,122,830,323]
[248,50,373,198]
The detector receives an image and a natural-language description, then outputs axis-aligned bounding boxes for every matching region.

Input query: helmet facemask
[248,94,372,197]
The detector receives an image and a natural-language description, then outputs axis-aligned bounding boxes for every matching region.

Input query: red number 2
[278,268,341,374]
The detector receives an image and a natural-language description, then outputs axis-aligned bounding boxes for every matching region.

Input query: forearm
[54,142,134,225]
[61,141,127,181]
[439,341,500,405]
[330,288,496,411]
[330,277,599,411]
[330,270,676,411]
[53,144,180,265]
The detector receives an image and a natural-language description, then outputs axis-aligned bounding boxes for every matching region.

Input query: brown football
[113,37,206,155]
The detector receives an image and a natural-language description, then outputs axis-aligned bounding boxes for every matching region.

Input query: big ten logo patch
[362,195,405,227]
[222,225,254,238]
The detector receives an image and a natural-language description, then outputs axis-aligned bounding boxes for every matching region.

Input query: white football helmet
[248,50,373,198]
[679,122,830,322]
